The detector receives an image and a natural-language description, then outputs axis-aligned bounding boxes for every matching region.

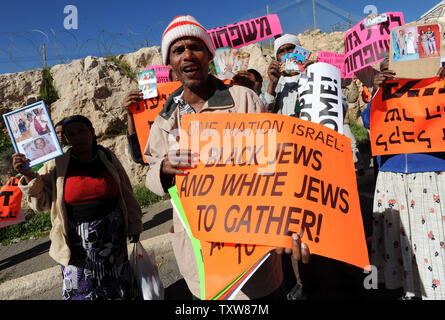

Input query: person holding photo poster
[143,15,310,300]
[122,70,178,165]
[361,57,445,300]
[260,34,314,116]
[12,115,143,300]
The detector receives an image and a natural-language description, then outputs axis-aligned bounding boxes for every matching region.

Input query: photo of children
[6,106,51,143]
[281,45,312,76]
[417,24,441,59]
[213,47,231,76]
[138,69,157,100]
[213,47,250,80]
[22,135,57,162]
[393,26,419,62]
[231,50,250,73]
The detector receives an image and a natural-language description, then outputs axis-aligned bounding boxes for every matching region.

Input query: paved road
[0,167,377,300]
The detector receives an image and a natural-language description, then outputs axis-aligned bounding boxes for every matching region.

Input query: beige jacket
[144,75,283,299]
[18,147,143,266]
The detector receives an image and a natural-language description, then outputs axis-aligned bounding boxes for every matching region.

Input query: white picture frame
[2,100,63,169]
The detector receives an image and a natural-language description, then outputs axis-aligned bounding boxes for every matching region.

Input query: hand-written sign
[207,14,282,50]
[175,113,369,269]
[298,62,344,134]
[131,81,182,163]
[344,12,404,75]
[317,51,352,78]
[370,77,445,156]
[0,177,22,221]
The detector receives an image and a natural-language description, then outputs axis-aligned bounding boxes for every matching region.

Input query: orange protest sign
[370,77,445,156]
[362,85,371,103]
[131,81,182,163]
[175,113,369,269]
[0,177,22,221]
[201,241,273,300]
[170,186,274,300]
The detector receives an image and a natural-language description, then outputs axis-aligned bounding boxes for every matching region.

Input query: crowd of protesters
[10,12,445,301]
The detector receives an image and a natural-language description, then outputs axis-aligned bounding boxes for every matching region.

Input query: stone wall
[0,29,348,186]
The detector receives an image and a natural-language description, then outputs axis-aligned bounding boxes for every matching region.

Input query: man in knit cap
[142,15,309,300]
[260,34,313,116]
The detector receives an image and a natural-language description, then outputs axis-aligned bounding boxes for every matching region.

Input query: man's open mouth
[183,65,200,74]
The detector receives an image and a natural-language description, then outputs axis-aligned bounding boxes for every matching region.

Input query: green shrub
[0,133,12,153]
[133,185,163,207]
[350,119,370,147]
[0,132,14,162]
[106,55,136,81]
[0,211,51,246]
[39,67,59,106]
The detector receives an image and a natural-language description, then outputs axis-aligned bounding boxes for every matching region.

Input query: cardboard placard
[344,12,404,75]
[298,62,344,134]
[317,51,352,78]
[370,77,445,156]
[389,23,444,79]
[175,113,369,270]
[0,177,22,221]
[131,81,182,164]
[169,186,273,300]
[207,14,282,50]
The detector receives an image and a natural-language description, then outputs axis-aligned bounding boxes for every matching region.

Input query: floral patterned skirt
[61,207,139,300]
[370,171,445,299]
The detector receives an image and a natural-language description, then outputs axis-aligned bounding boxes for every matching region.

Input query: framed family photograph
[2,100,63,168]
[390,22,444,78]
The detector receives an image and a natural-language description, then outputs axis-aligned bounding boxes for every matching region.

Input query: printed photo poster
[213,47,250,80]
[281,46,312,76]
[298,62,344,134]
[389,23,444,79]
[2,101,63,168]
[392,26,419,62]
[138,69,157,100]
[392,24,441,62]
[230,50,250,74]
[417,24,441,59]
[213,47,231,79]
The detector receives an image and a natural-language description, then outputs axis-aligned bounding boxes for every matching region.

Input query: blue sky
[0,0,441,74]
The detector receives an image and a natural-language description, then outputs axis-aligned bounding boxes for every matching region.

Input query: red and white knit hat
[161,15,215,65]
